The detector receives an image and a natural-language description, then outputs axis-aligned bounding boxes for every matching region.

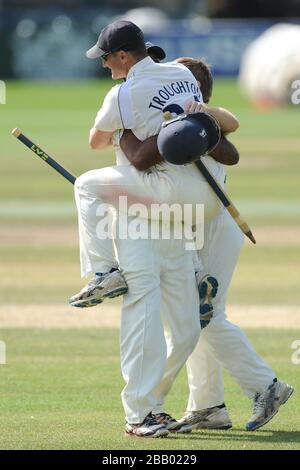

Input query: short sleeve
[94,85,123,132]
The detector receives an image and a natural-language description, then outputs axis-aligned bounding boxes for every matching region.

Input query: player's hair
[128,45,147,60]
[176,57,213,103]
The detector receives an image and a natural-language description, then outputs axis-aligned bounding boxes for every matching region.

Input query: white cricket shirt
[94,56,226,186]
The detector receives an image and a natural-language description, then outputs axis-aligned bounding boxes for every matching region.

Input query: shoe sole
[169,426,193,433]
[194,423,232,431]
[246,386,294,431]
[195,422,232,430]
[70,286,128,308]
[170,421,232,432]
[125,430,169,438]
[199,276,218,315]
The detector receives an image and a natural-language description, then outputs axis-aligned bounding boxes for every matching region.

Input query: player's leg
[150,233,200,431]
[70,194,128,307]
[185,210,244,418]
[199,211,276,395]
[170,215,231,431]
[71,164,165,307]
[115,225,169,437]
[186,211,293,430]
[165,164,221,222]
[74,166,144,278]
[74,190,117,275]
[187,339,224,410]
[194,317,293,431]
[182,338,232,430]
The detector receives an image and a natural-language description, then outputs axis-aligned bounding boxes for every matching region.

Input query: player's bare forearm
[89,128,113,150]
[209,135,239,165]
[120,130,163,171]
[205,106,239,134]
[185,102,239,134]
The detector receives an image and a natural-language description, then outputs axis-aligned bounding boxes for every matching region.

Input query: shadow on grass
[169,428,300,444]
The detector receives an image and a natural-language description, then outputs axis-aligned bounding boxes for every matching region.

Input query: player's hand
[185,101,208,113]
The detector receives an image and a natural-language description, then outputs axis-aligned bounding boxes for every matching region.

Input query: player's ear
[119,51,127,63]
[197,80,202,89]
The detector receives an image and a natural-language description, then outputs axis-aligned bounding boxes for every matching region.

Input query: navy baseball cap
[157,112,221,165]
[86,20,145,59]
[146,42,166,62]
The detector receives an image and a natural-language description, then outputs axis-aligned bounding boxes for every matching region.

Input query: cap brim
[86,44,106,59]
[146,43,166,61]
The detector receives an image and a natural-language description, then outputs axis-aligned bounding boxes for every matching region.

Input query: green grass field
[0,328,299,450]
[0,79,299,450]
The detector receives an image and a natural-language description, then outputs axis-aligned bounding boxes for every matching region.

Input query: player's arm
[205,106,239,134]
[90,85,122,151]
[186,101,239,134]
[120,130,163,170]
[120,130,238,170]
[209,134,239,165]
[89,128,113,150]
[184,101,239,163]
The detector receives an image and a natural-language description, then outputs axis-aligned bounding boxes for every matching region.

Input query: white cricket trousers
[74,164,220,277]
[186,210,275,410]
[74,165,207,424]
[115,228,200,424]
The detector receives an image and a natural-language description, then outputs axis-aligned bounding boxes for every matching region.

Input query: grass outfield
[0,78,299,449]
[0,328,299,450]
[1,243,300,305]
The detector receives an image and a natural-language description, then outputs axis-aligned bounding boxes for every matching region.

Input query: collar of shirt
[127,56,154,80]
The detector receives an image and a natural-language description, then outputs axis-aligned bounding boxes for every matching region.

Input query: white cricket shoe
[125,413,169,438]
[152,412,192,433]
[246,379,294,431]
[172,405,232,431]
[69,269,128,308]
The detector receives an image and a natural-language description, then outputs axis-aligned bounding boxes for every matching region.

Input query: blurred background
[1,0,300,81]
[0,0,300,450]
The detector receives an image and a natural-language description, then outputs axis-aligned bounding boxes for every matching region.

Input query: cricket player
[121,55,294,432]
[72,20,225,437]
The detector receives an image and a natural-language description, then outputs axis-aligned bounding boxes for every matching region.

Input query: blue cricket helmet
[157,112,221,165]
